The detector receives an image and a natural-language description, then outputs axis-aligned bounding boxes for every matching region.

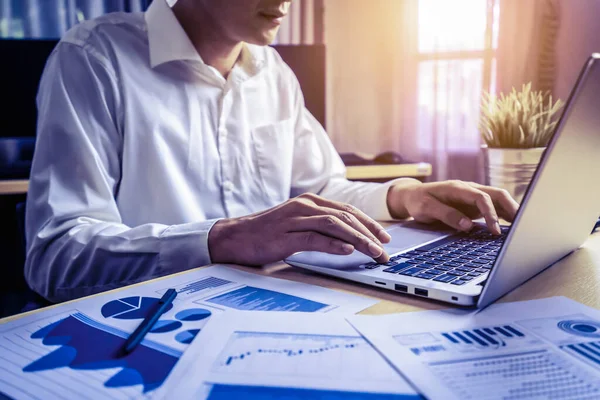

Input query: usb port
[395,284,408,293]
[374,281,386,286]
[415,288,428,297]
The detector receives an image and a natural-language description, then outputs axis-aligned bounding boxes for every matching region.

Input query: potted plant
[479,83,564,203]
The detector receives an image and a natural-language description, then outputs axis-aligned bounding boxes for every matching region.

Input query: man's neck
[172,4,243,78]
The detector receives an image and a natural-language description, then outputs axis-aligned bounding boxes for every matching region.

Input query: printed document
[153,311,422,400]
[349,296,600,400]
[0,266,376,400]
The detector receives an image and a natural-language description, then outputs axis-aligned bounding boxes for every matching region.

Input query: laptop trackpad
[286,222,451,270]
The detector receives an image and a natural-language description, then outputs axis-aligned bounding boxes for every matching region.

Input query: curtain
[275,0,324,45]
[0,0,149,38]
[496,0,560,96]
[324,0,557,183]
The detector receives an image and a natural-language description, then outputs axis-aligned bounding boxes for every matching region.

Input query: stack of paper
[156,296,600,400]
[0,266,377,400]
[2,266,600,400]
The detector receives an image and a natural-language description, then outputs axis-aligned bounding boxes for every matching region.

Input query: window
[0,1,150,39]
[416,0,500,151]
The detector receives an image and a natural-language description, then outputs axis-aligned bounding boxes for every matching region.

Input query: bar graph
[175,277,232,296]
[395,324,535,358]
[441,325,525,348]
[206,287,329,312]
[561,340,600,370]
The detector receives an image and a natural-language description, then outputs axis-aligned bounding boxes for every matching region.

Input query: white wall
[554,0,600,100]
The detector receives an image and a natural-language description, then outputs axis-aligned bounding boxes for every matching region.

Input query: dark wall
[0,39,326,138]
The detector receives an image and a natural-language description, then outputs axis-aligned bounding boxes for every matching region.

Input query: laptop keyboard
[363,226,508,286]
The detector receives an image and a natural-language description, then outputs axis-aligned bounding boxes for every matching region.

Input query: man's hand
[387,180,520,235]
[208,193,392,266]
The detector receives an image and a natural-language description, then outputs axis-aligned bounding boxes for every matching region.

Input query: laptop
[285,54,600,308]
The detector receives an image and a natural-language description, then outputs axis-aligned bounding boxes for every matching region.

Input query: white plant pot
[482,146,546,204]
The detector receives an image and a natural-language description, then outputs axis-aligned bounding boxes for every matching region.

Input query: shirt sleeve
[25,42,218,303]
[287,70,420,221]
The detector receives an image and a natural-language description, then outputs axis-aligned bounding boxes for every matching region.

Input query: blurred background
[1,0,599,182]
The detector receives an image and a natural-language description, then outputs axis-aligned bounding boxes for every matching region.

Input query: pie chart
[101,297,173,320]
[175,329,201,344]
[557,320,600,338]
[175,308,212,322]
[150,320,182,333]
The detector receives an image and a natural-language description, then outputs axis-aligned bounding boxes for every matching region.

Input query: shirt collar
[146,0,202,67]
[145,0,266,73]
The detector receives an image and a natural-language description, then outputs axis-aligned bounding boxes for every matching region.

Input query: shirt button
[223,181,234,192]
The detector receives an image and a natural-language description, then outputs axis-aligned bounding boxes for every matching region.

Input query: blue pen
[122,288,178,355]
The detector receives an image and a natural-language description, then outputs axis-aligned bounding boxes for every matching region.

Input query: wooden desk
[0,169,434,196]
[3,232,600,324]
[0,179,28,195]
[345,163,432,181]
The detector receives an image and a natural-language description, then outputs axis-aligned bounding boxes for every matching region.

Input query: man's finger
[468,183,520,222]
[303,196,391,244]
[289,216,389,262]
[291,195,388,248]
[416,195,474,232]
[430,183,501,234]
[284,231,355,257]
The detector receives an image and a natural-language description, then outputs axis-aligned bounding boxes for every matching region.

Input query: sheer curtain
[275,0,323,45]
[0,0,149,38]
[325,0,557,183]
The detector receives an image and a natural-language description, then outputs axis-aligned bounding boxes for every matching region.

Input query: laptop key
[383,262,411,273]
[456,267,474,273]
[433,274,456,283]
[447,270,465,276]
[444,262,463,268]
[460,276,474,281]
[415,272,437,280]
[427,269,446,275]
[397,266,427,276]
[451,280,467,285]
[476,268,489,273]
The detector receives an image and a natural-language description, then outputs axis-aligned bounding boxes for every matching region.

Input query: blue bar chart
[175,277,232,296]
[440,325,525,349]
[562,340,600,370]
[206,287,329,312]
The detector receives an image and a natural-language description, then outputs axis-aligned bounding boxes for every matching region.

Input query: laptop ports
[394,284,408,293]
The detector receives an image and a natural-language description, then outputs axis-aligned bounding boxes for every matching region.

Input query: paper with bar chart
[0,266,376,400]
[152,311,422,400]
[349,296,600,400]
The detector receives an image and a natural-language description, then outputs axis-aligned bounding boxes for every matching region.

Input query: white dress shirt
[25,0,407,302]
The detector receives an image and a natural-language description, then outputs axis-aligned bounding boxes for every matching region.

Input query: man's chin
[245,30,279,46]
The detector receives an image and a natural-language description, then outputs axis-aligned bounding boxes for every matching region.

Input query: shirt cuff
[159,219,221,273]
[360,178,422,221]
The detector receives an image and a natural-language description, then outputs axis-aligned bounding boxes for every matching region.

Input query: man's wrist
[208,218,236,264]
[386,179,423,219]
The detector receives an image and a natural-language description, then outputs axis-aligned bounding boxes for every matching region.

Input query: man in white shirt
[26,0,518,303]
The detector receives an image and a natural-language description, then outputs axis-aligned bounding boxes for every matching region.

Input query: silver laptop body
[285,54,600,308]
